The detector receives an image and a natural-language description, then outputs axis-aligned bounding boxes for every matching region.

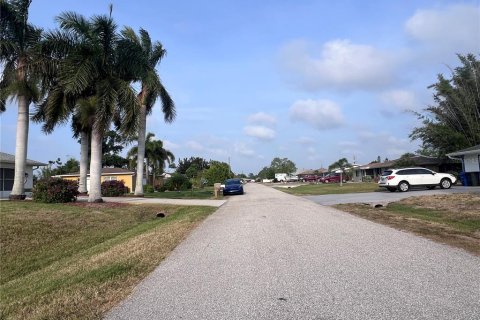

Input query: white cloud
[247,112,277,125]
[234,143,255,157]
[405,4,480,56]
[297,136,315,145]
[163,139,180,150]
[244,125,276,140]
[186,140,205,151]
[289,99,344,130]
[279,39,396,91]
[379,89,419,114]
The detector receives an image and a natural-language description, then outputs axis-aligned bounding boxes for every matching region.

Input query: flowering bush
[33,178,79,203]
[101,180,127,196]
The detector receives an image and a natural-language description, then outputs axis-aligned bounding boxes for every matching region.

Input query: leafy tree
[119,27,175,196]
[393,153,417,168]
[203,161,232,185]
[101,130,129,167]
[410,54,480,156]
[257,166,275,179]
[1,0,44,199]
[328,158,351,172]
[236,173,247,179]
[270,157,297,174]
[176,157,210,174]
[185,164,200,179]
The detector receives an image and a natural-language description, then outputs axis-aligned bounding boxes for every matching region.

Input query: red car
[319,173,347,183]
[302,174,319,182]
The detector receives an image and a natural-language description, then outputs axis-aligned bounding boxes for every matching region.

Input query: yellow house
[54,168,136,193]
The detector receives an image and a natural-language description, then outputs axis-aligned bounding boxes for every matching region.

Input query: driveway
[305,186,480,206]
[76,195,226,207]
[106,183,480,320]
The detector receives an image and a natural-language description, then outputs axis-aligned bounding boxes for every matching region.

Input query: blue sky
[1,0,479,175]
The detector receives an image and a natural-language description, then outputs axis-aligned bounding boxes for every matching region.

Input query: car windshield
[381,170,393,176]
[225,179,240,186]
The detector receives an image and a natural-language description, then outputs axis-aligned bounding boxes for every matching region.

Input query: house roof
[0,152,47,166]
[358,155,459,170]
[447,144,480,157]
[55,167,135,177]
[297,168,327,175]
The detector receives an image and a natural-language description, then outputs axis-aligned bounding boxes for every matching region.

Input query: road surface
[107,183,480,320]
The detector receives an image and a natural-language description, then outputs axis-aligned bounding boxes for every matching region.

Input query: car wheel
[387,187,396,192]
[398,181,410,192]
[427,186,436,190]
[440,178,452,189]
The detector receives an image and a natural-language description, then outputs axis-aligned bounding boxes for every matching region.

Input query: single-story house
[297,168,328,179]
[54,167,136,193]
[447,144,480,186]
[353,155,461,182]
[0,152,47,198]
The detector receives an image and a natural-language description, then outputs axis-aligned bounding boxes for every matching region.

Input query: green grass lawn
[0,201,216,319]
[335,193,480,255]
[277,182,382,195]
[144,187,223,199]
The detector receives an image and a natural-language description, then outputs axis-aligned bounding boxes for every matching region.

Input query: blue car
[223,179,244,196]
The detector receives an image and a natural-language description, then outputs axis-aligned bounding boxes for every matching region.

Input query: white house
[447,144,480,186]
[0,152,47,198]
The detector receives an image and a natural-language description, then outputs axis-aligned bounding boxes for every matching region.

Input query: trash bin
[459,172,469,186]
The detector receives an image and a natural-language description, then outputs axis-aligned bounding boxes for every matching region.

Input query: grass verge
[335,193,480,256]
[0,201,216,319]
[277,182,382,195]
[144,187,222,199]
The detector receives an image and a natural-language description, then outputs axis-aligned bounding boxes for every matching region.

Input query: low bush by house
[164,173,192,191]
[32,177,79,203]
[101,180,128,196]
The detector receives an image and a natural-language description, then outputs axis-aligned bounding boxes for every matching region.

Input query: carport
[447,145,480,186]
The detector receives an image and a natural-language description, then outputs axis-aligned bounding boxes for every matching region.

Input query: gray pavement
[106,183,480,320]
[305,185,480,206]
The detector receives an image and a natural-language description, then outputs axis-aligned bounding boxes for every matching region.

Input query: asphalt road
[305,185,480,206]
[106,183,480,320]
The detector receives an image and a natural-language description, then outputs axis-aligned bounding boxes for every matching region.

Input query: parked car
[319,173,347,183]
[302,175,319,182]
[378,167,457,192]
[223,178,244,195]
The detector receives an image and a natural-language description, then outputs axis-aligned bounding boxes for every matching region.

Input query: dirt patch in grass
[335,193,480,256]
[65,201,130,209]
[0,201,216,319]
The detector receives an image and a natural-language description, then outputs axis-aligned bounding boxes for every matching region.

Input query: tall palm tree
[46,12,140,202]
[0,0,43,199]
[127,132,174,186]
[119,28,175,196]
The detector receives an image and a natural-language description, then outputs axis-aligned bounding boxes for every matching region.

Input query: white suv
[378,168,457,192]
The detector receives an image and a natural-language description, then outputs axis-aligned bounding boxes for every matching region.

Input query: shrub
[101,180,127,197]
[164,173,192,191]
[144,184,155,193]
[33,178,79,203]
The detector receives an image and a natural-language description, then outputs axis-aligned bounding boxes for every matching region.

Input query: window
[104,176,117,181]
[416,168,432,175]
[0,168,15,191]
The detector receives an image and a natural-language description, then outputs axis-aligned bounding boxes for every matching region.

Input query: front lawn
[335,193,480,255]
[0,201,216,319]
[277,182,382,195]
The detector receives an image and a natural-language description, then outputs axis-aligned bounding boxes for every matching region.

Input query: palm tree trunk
[134,105,147,195]
[10,95,29,200]
[88,126,103,202]
[78,131,89,194]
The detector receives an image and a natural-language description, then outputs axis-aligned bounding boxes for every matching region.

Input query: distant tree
[270,157,297,174]
[257,166,275,179]
[328,158,351,172]
[236,173,247,179]
[203,161,232,185]
[248,173,255,179]
[185,164,200,179]
[410,54,480,156]
[393,153,417,168]
[176,157,210,174]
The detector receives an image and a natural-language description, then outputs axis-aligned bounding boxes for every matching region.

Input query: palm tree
[119,27,175,196]
[127,133,174,186]
[46,12,140,202]
[0,0,43,199]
